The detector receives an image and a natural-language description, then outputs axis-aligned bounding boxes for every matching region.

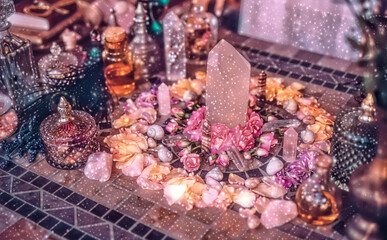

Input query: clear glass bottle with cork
[102,26,135,96]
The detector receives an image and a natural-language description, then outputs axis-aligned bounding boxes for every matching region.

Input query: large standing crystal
[283,127,298,162]
[206,40,250,128]
[163,11,186,81]
[157,83,171,115]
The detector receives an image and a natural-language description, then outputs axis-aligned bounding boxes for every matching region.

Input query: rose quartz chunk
[261,200,298,229]
[84,152,113,182]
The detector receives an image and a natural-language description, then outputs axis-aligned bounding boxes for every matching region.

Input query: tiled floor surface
[0,30,364,240]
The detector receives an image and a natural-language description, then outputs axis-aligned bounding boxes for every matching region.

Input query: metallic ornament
[201,119,211,153]
[257,71,267,102]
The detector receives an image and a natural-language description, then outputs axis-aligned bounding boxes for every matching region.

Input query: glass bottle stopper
[50,42,62,63]
[359,93,376,123]
[58,97,74,124]
[61,29,80,51]
[108,8,118,27]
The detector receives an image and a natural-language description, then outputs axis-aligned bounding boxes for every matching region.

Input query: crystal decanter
[181,4,218,65]
[296,155,341,225]
[40,97,99,169]
[129,3,161,82]
[0,0,40,111]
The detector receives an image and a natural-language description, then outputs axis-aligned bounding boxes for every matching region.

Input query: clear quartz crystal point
[261,119,301,132]
[206,39,250,128]
[163,11,186,82]
[283,127,298,162]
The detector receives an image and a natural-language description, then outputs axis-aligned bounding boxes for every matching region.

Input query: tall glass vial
[0,0,40,111]
[102,26,135,96]
[296,155,341,225]
[181,5,218,65]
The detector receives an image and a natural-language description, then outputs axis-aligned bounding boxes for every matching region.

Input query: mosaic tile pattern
[0,30,363,240]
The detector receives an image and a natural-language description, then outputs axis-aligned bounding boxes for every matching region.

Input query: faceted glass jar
[181,5,218,65]
[103,26,135,96]
[296,156,341,225]
[40,98,99,169]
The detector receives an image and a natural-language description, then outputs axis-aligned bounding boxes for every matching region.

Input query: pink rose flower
[171,107,184,118]
[174,140,190,148]
[166,122,179,135]
[248,94,257,108]
[256,148,269,157]
[135,90,158,109]
[246,112,264,138]
[243,152,252,160]
[231,125,255,152]
[183,106,205,141]
[186,101,195,110]
[180,154,201,172]
[210,123,232,155]
[259,132,278,152]
[215,153,230,167]
[178,148,190,156]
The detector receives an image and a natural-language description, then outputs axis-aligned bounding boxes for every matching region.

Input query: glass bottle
[102,26,135,96]
[296,155,341,225]
[181,5,218,65]
[0,0,40,111]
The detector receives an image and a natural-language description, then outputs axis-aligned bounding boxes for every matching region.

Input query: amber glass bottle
[296,155,341,225]
[103,26,135,96]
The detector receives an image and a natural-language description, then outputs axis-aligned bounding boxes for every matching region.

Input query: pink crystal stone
[84,152,113,182]
[157,83,171,115]
[283,127,298,162]
[261,200,298,229]
[206,40,250,128]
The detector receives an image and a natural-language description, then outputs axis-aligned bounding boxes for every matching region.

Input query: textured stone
[261,200,298,229]
[84,152,113,182]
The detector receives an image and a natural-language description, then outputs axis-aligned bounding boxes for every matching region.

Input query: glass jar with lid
[40,97,99,169]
